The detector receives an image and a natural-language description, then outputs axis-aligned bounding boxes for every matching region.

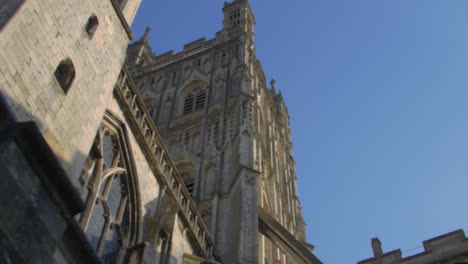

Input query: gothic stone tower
[127,1,322,263]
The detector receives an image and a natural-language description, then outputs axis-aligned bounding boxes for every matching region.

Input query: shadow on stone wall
[0,91,98,263]
[0,91,181,263]
[141,191,179,264]
[0,0,25,31]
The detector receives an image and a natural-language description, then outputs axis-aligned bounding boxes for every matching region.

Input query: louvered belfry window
[195,90,206,110]
[183,89,206,114]
[183,93,194,114]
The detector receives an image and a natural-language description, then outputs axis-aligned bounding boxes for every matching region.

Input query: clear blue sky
[131,1,468,263]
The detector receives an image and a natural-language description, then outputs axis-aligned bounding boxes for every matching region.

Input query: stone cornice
[109,0,134,40]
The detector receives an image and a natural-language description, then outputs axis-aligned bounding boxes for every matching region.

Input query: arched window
[79,112,140,262]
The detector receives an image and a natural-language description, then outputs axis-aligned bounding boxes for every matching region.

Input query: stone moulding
[109,0,134,40]
[114,67,223,262]
[258,207,322,264]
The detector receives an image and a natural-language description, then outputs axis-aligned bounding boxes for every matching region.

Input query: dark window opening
[195,91,206,110]
[150,108,157,119]
[183,89,207,115]
[230,11,241,26]
[54,58,75,94]
[183,94,194,114]
[85,14,99,37]
[185,179,194,197]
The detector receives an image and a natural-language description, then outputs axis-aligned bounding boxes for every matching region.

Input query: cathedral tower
[126,1,321,263]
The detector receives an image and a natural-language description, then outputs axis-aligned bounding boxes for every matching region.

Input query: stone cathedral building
[2,0,468,264]
[124,1,323,263]
[0,0,321,263]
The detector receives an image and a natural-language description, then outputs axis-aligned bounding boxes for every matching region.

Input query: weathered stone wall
[0,0,133,186]
[0,141,70,264]
[170,214,196,263]
[0,124,99,264]
[0,91,210,264]
[0,0,218,262]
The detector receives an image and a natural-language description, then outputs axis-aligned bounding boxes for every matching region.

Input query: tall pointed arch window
[79,112,140,263]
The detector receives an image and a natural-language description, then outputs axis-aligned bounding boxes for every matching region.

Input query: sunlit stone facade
[0,0,221,263]
[126,1,321,263]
